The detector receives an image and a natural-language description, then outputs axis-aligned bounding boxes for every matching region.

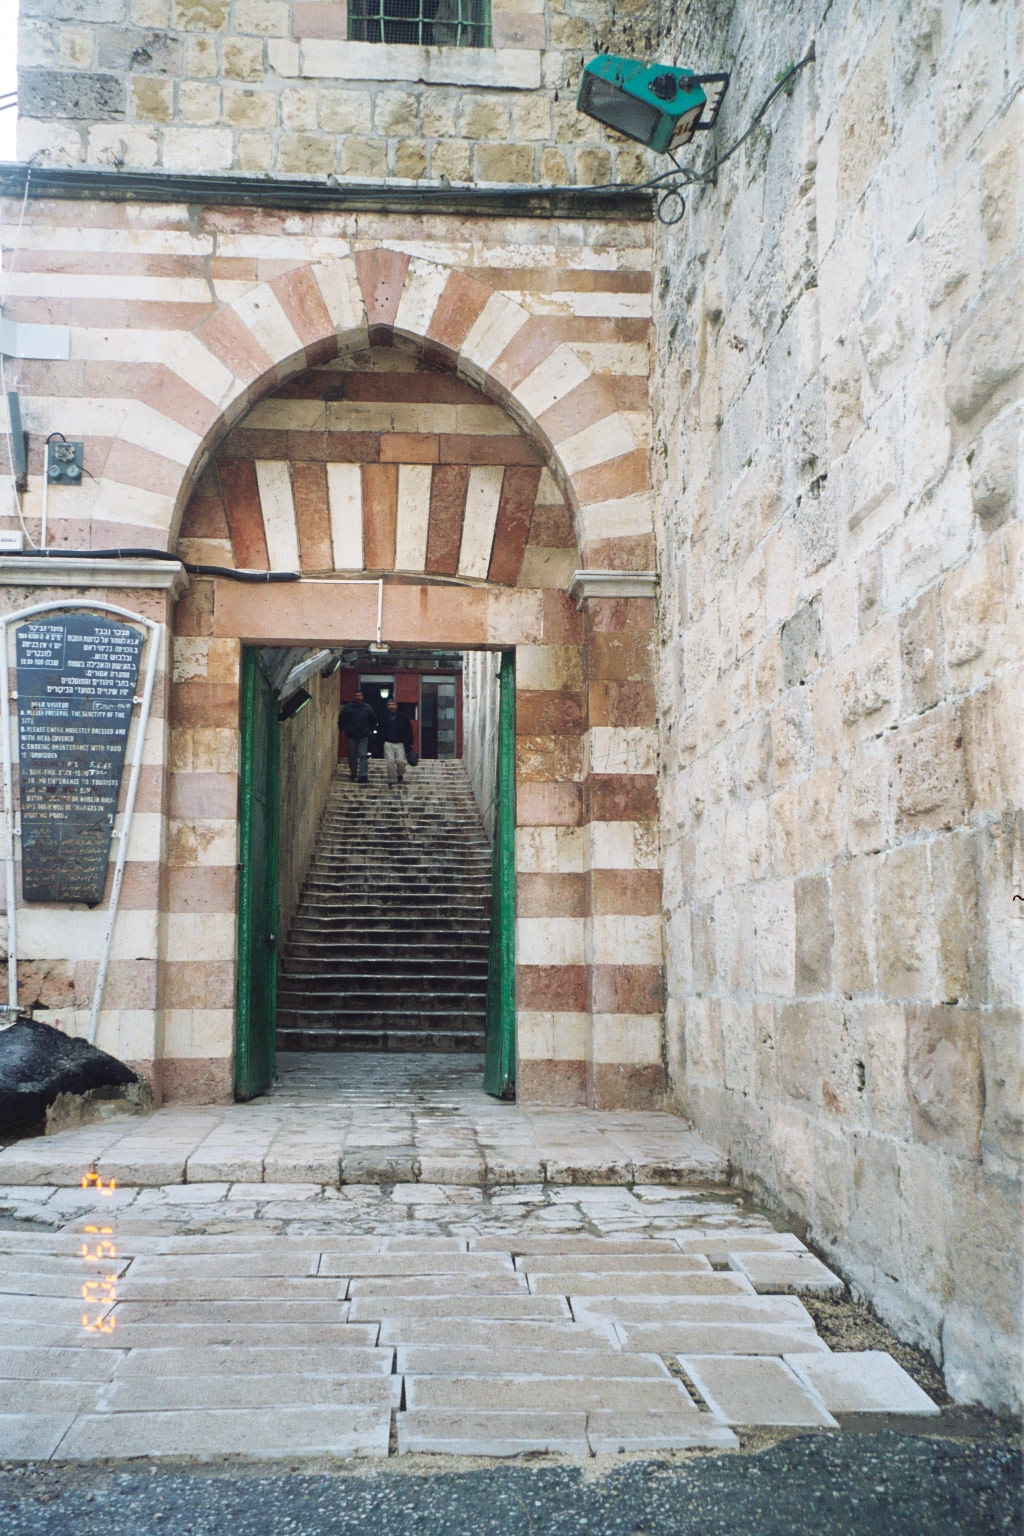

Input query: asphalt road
[0,1427,1020,1536]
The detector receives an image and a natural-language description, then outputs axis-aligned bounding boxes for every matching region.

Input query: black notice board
[15,614,144,905]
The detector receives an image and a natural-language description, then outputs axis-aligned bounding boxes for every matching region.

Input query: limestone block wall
[461,648,499,837]
[276,660,340,946]
[650,0,1022,1410]
[17,0,653,185]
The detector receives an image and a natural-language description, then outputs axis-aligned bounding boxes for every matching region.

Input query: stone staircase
[276,759,491,1052]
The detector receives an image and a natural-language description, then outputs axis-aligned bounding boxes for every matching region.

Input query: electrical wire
[0,546,299,582]
[587,45,816,225]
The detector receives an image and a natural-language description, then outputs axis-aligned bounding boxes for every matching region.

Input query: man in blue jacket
[380,698,415,787]
[338,690,377,783]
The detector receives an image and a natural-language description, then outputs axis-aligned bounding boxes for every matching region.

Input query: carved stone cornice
[567,569,658,608]
[0,557,189,598]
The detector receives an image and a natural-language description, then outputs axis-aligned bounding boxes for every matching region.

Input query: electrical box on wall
[46,440,84,485]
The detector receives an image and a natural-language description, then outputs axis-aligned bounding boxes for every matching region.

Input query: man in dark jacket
[338,690,377,783]
[380,698,414,787]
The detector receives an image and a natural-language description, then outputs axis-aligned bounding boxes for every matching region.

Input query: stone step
[276,1029,485,1053]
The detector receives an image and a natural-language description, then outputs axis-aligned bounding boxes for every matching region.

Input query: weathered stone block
[20,67,124,119]
[223,85,276,128]
[432,139,472,182]
[794,876,832,996]
[394,139,428,180]
[894,706,965,833]
[474,143,535,184]
[96,26,182,72]
[278,132,335,175]
[319,90,370,134]
[947,269,1024,425]
[58,25,95,67]
[88,122,158,165]
[236,130,272,172]
[931,832,986,1005]
[846,738,889,856]
[969,407,1020,526]
[848,1131,901,1272]
[234,0,288,34]
[836,24,894,219]
[222,36,262,81]
[979,1008,1024,1164]
[899,588,946,715]
[170,0,228,29]
[131,75,172,121]
[460,96,510,140]
[340,135,388,178]
[375,89,419,137]
[178,80,220,124]
[874,844,934,999]
[906,1004,983,1156]
[781,599,821,688]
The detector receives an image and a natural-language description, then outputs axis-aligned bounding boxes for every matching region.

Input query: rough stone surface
[652,0,1023,1417]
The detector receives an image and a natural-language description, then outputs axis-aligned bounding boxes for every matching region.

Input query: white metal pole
[88,614,160,1046]
[40,464,49,551]
[0,615,18,1007]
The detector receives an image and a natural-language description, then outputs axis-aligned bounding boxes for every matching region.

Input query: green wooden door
[235,647,279,1100]
[483,651,516,1099]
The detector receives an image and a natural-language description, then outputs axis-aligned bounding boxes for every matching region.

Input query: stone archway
[101,249,653,578]
[156,250,662,1112]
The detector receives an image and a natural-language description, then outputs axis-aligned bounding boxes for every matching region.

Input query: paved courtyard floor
[0,1055,728,1189]
[0,1055,959,1468]
[2,1048,1015,1523]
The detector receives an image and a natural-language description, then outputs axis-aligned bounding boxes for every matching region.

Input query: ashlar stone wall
[17,0,653,185]
[651,0,1022,1413]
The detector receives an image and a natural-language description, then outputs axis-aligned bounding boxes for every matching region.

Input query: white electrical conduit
[300,578,385,646]
[0,598,161,1046]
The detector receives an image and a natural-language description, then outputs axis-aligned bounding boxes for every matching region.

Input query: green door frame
[483,649,516,1098]
[235,646,279,1100]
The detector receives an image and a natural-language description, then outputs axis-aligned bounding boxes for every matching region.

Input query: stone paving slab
[0,1415,75,1460]
[348,1294,570,1321]
[395,1347,672,1377]
[616,1323,831,1356]
[113,1346,394,1377]
[586,1411,739,1454]
[727,1251,844,1294]
[0,1347,127,1381]
[396,1409,590,1456]
[54,1407,392,1460]
[784,1351,940,1415]
[679,1356,840,1428]
[97,1375,400,1412]
[404,1375,700,1413]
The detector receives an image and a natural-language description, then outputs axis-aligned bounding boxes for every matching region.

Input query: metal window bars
[348,0,490,48]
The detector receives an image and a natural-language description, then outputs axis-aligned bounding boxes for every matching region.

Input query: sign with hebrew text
[15,614,144,905]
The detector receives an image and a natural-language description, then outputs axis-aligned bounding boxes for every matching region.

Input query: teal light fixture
[577,56,728,154]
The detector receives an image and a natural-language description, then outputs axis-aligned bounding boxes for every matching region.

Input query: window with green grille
[348,0,490,47]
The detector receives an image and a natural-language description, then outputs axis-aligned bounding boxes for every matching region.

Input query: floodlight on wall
[576,57,728,153]
[278,687,312,722]
[576,46,815,226]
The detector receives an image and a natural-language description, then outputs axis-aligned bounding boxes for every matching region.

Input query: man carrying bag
[380,698,416,787]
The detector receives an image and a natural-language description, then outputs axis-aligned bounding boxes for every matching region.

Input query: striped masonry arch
[106,249,651,571]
